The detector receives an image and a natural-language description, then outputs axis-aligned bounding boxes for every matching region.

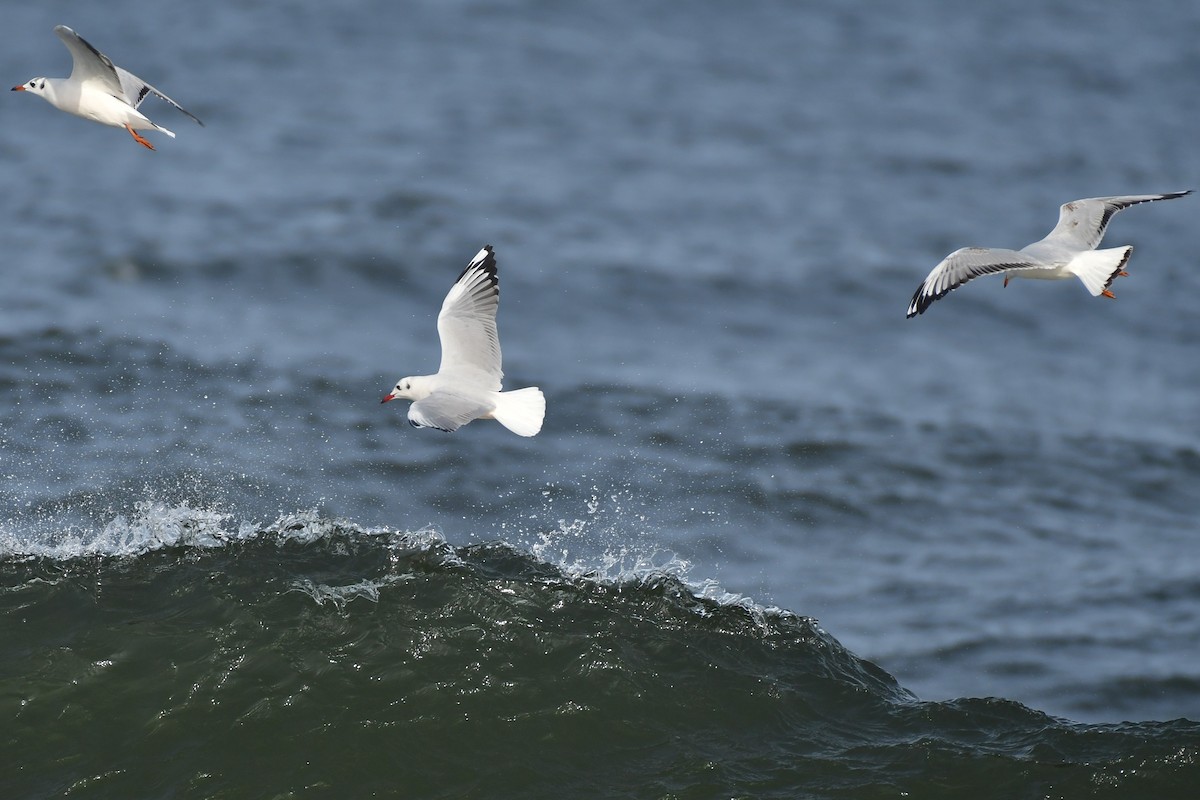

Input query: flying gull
[907,191,1192,317]
[381,246,546,437]
[12,25,203,150]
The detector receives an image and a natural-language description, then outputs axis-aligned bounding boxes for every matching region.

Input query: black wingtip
[906,286,933,318]
[454,245,499,287]
[473,244,496,269]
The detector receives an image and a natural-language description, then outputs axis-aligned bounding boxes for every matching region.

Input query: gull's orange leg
[1118,270,1129,277]
[1102,289,1116,299]
[125,124,155,151]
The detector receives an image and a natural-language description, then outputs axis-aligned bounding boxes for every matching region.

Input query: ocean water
[2,0,1199,797]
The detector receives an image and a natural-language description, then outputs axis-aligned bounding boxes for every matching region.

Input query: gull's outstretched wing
[408,391,493,433]
[1041,192,1192,252]
[54,26,123,98]
[436,246,502,391]
[907,247,1052,318]
[114,65,203,125]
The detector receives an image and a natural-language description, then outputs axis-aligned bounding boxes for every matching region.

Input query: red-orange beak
[12,85,26,92]
[380,393,395,404]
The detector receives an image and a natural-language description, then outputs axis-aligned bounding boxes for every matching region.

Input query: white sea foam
[0,500,246,560]
[0,501,442,562]
[520,484,783,625]
[289,576,405,609]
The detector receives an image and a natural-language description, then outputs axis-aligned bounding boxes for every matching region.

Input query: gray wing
[436,246,502,391]
[55,25,203,126]
[907,247,1052,318]
[114,65,203,126]
[408,391,493,433]
[54,26,123,98]
[1041,192,1192,252]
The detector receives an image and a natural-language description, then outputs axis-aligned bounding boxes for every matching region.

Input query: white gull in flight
[907,191,1192,318]
[381,246,546,437]
[12,25,203,151]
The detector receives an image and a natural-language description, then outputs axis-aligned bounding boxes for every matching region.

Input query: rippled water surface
[2,0,1199,796]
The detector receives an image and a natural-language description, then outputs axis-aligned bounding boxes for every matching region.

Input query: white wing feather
[55,26,123,97]
[436,246,502,391]
[408,391,493,433]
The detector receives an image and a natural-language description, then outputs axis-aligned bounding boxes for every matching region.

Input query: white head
[380,375,431,404]
[12,78,50,97]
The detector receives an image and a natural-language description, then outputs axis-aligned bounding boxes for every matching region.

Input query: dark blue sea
[3,0,1199,796]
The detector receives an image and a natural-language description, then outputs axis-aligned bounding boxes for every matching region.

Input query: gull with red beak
[12,25,202,151]
[381,246,545,437]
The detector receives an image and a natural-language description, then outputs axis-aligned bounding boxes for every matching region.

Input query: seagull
[906,191,1192,318]
[381,246,546,437]
[12,25,203,151]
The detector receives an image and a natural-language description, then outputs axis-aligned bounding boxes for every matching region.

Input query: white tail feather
[490,387,545,437]
[154,124,177,138]
[1068,246,1132,296]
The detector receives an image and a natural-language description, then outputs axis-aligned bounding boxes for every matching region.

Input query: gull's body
[381,246,545,437]
[907,191,1191,318]
[12,25,202,150]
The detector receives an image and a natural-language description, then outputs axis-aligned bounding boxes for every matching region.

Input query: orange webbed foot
[1102,289,1116,299]
[125,124,155,151]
